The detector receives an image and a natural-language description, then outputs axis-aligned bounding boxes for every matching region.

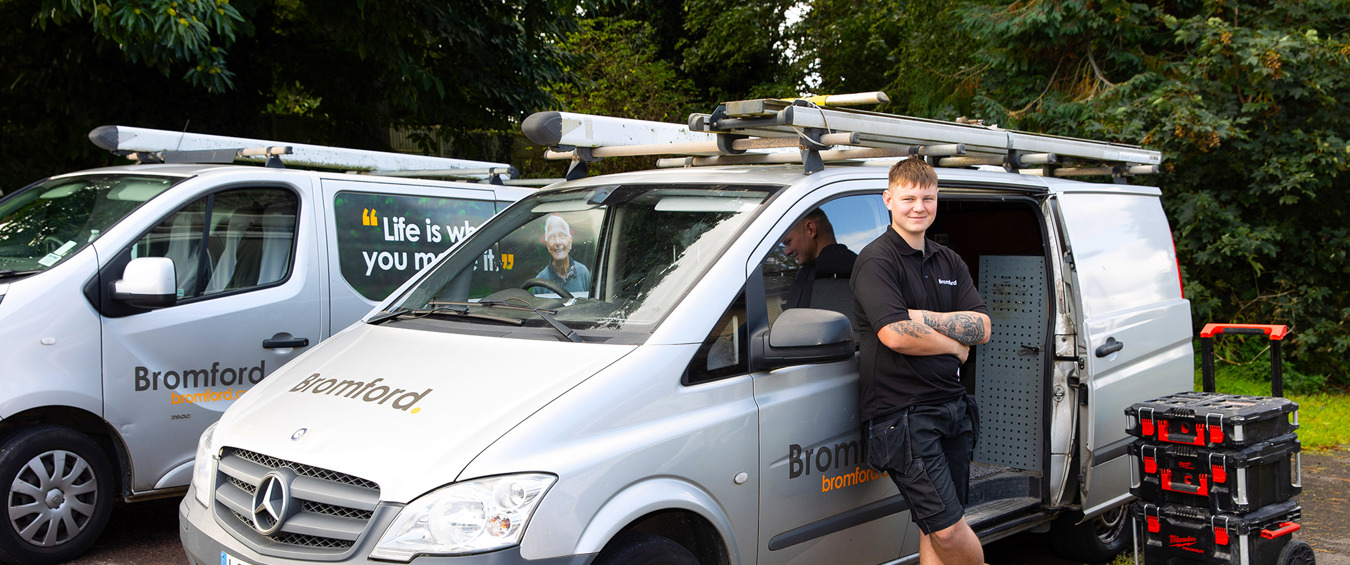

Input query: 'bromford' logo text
[135,361,266,391]
[789,441,887,493]
[289,373,431,414]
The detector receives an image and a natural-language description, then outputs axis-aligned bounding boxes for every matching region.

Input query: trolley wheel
[1279,539,1317,565]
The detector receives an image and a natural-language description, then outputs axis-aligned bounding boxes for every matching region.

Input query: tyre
[1278,539,1316,565]
[593,531,700,565]
[0,426,115,565]
[1049,504,1131,564]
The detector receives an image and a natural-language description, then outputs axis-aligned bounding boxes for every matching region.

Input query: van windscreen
[0,174,179,276]
[381,183,776,340]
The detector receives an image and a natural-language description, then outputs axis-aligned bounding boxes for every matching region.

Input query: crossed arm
[877,310,991,362]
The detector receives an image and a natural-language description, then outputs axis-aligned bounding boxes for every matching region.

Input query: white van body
[180,163,1192,565]
[0,162,528,564]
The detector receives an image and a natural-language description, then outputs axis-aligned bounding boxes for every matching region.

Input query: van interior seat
[205,207,263,293]
[256,203,296,285]
[807,250,857,328]
[163,212,201,294]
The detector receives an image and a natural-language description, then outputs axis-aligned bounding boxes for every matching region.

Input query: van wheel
[594,531,700,565]
[1049,504,1130,564]
[1278,540,1316,565]
[0,426,115,565]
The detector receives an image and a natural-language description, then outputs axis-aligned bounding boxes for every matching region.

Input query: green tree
[791,0,986,118]
[2,0,579,187]
[951,0,1350,384]
[37,0,247,93]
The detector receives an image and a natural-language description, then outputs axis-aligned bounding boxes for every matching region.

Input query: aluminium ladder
[522,92,1162,182]
[89,125,519,183]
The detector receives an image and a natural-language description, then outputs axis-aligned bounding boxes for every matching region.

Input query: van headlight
[370,473,556,561]
[191,423,218,507]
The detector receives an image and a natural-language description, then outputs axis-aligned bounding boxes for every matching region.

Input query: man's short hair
[888,156,938,190]
[802,208,836,240]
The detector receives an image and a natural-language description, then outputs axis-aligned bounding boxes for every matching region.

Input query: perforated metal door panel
[974,255,1047,471]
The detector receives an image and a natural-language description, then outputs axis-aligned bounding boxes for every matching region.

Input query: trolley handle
[1260,522,1300,539]
[1199,323,1290,397]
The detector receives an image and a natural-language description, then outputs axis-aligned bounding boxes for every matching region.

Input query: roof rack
[88,125,516,182]
[522,92,1161,183]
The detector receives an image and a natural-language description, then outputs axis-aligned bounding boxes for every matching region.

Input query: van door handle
[1095,337,1123,357]
[263,337,310,349]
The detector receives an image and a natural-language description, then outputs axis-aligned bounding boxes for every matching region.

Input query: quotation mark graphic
[362,209,379,227]
[502,254,514,270]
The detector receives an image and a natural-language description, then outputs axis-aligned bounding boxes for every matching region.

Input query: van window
[0,174,179,274]
[130,188,299,299]
[761,194,888,326]
[685,289,748,384]
[382,184,776,341]
[332,192,498,301]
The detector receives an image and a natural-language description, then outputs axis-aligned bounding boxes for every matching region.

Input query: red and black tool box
[1133,499,1304,564]
[1125,391,1298,449]
[1131,433,1301,513]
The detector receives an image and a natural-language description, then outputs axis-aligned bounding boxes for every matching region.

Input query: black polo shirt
[850,228,987,421]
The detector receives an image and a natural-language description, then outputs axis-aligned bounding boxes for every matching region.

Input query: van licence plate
[221,552,254,565]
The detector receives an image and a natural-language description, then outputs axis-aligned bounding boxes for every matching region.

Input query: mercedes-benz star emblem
[251,471,292,535]
[291,428,308,441]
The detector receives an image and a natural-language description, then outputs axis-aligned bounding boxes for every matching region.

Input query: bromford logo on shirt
[288,373,432,414]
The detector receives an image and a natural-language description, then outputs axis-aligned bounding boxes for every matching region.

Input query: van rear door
[1052,184,1192,516]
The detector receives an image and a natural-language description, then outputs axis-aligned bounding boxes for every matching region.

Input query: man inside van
[535,214,591,295]
[852,156,991,565]
[782,208,857,309]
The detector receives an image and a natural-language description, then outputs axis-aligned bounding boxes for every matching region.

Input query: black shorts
[866,395,979,534]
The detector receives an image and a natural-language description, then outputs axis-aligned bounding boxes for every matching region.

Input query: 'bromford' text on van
[181,104,1192,564]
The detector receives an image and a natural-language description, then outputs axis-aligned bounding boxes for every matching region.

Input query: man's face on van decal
[883,181,938,241]
[542,215,574,263]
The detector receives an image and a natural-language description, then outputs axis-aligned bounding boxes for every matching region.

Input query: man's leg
[918,517,983,565]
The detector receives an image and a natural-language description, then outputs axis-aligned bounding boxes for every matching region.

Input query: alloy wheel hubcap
[8,449,98,547]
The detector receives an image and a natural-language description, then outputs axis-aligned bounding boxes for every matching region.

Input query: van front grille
[212,447,380,557]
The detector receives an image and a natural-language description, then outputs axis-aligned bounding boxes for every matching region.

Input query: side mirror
[112,257,177,308]
[756,308,856,370]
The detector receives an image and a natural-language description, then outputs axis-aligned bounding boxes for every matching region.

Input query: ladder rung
[543,132,863,160]
[656,146,919,168]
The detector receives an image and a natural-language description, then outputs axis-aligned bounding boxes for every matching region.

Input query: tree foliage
[37,0,247,92]
[947,0,1350,383]
[2,0,579,187]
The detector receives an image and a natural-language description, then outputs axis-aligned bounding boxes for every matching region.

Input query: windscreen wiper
[368,305,523,326]
[476,298,583,343]
[0,269,42,280]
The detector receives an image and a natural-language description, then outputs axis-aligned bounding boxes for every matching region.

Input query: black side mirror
[755,308,856,370]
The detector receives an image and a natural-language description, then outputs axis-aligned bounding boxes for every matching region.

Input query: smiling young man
[851,156,991,565]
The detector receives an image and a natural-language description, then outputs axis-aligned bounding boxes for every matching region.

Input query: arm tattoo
[921,311,987,346]
[886,320,934,338]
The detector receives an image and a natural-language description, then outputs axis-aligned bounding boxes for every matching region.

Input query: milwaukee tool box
[1131,433,1301,513]
[1133,499,1303,564]
[1125,391,1298,449]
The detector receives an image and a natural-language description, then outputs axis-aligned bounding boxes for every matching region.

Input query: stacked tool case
[1125,391,1312,564]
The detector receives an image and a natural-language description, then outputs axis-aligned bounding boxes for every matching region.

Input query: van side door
[96,180,323,493]
[319,179,503,332]
[1052,186,1193,516]
[751,186,914,564]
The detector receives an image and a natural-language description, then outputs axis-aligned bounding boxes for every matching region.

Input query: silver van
[0,128,530,564]
[180,106,1193,565]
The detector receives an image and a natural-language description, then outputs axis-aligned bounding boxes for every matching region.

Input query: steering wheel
[42,237,68,254]
[520,277,575,300]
